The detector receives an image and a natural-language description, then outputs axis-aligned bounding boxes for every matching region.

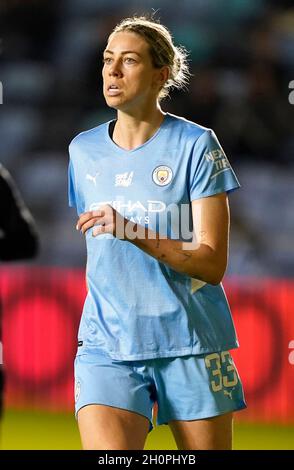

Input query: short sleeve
[68,159,78,210]
[189,129,240,201]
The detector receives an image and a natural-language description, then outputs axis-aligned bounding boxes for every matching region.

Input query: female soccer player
[68,16,246,450]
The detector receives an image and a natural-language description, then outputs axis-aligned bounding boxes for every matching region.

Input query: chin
[106,100,131,113]
[106,103,124,112]
[104,96,123,108]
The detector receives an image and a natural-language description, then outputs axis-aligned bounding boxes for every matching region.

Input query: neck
[112,104,166,151]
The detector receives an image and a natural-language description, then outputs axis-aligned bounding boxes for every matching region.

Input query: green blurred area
[1,409,294,450]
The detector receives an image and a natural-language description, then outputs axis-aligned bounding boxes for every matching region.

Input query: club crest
[152,165,173,186]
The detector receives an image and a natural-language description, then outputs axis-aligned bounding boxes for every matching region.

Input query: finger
[76,210,104,231]
[81,217,105,235]
[92,209,105,218]
[76,211,92,231]
[92,224,113,237]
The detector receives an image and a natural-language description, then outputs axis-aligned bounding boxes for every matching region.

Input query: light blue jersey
[68,112,241,360]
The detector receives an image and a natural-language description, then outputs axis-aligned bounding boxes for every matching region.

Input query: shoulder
[167,112,214,143]
[68,120,111,154]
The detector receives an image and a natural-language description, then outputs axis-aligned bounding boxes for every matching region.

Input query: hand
[76,204,125,237]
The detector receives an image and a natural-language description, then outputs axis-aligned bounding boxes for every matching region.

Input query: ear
[152,65,170,89]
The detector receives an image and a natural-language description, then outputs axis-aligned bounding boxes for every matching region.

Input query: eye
[124,57,136,64]
[103,57,112,64]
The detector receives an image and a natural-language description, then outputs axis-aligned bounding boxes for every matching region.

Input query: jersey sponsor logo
[115,171,134,187]
[89,200,166,213]
[204,148,232,180]
[125,215,150,224]
[152,165,173,186]
[86,172,100,186]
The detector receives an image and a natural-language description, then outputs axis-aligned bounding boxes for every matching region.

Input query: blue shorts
[74,348,246,434]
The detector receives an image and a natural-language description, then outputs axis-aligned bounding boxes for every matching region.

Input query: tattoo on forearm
[180,252,192,261]
[174,248,192,261]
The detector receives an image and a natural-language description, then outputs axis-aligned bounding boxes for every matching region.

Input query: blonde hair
[110,15,191,101]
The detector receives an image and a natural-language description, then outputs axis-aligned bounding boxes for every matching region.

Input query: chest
[79,148,191,215]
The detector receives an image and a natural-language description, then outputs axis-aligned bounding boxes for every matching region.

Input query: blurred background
[0,0,294,449]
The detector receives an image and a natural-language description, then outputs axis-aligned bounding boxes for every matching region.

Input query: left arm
[76,192,230,285]
[127,192,229,285]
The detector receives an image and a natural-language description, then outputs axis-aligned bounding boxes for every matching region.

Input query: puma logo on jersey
[223,389,234,400]
[86,172,100,186]
[115,171,134,187]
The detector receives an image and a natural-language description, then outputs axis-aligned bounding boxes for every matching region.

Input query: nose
[109,59,122,77]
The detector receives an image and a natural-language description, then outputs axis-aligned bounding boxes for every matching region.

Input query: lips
[107,85,122,96]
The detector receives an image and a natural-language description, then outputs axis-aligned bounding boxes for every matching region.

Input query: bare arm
[77,192,230,285]
[124,192,229,285]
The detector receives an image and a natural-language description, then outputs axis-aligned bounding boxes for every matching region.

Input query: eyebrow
[103,50,141,56]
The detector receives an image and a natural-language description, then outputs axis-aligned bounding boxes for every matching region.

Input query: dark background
[1,0,293,276]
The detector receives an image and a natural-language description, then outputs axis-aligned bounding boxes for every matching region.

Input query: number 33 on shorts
[205,351,239,394]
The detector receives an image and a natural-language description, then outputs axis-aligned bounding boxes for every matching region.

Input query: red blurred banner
[1,266,294,423]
